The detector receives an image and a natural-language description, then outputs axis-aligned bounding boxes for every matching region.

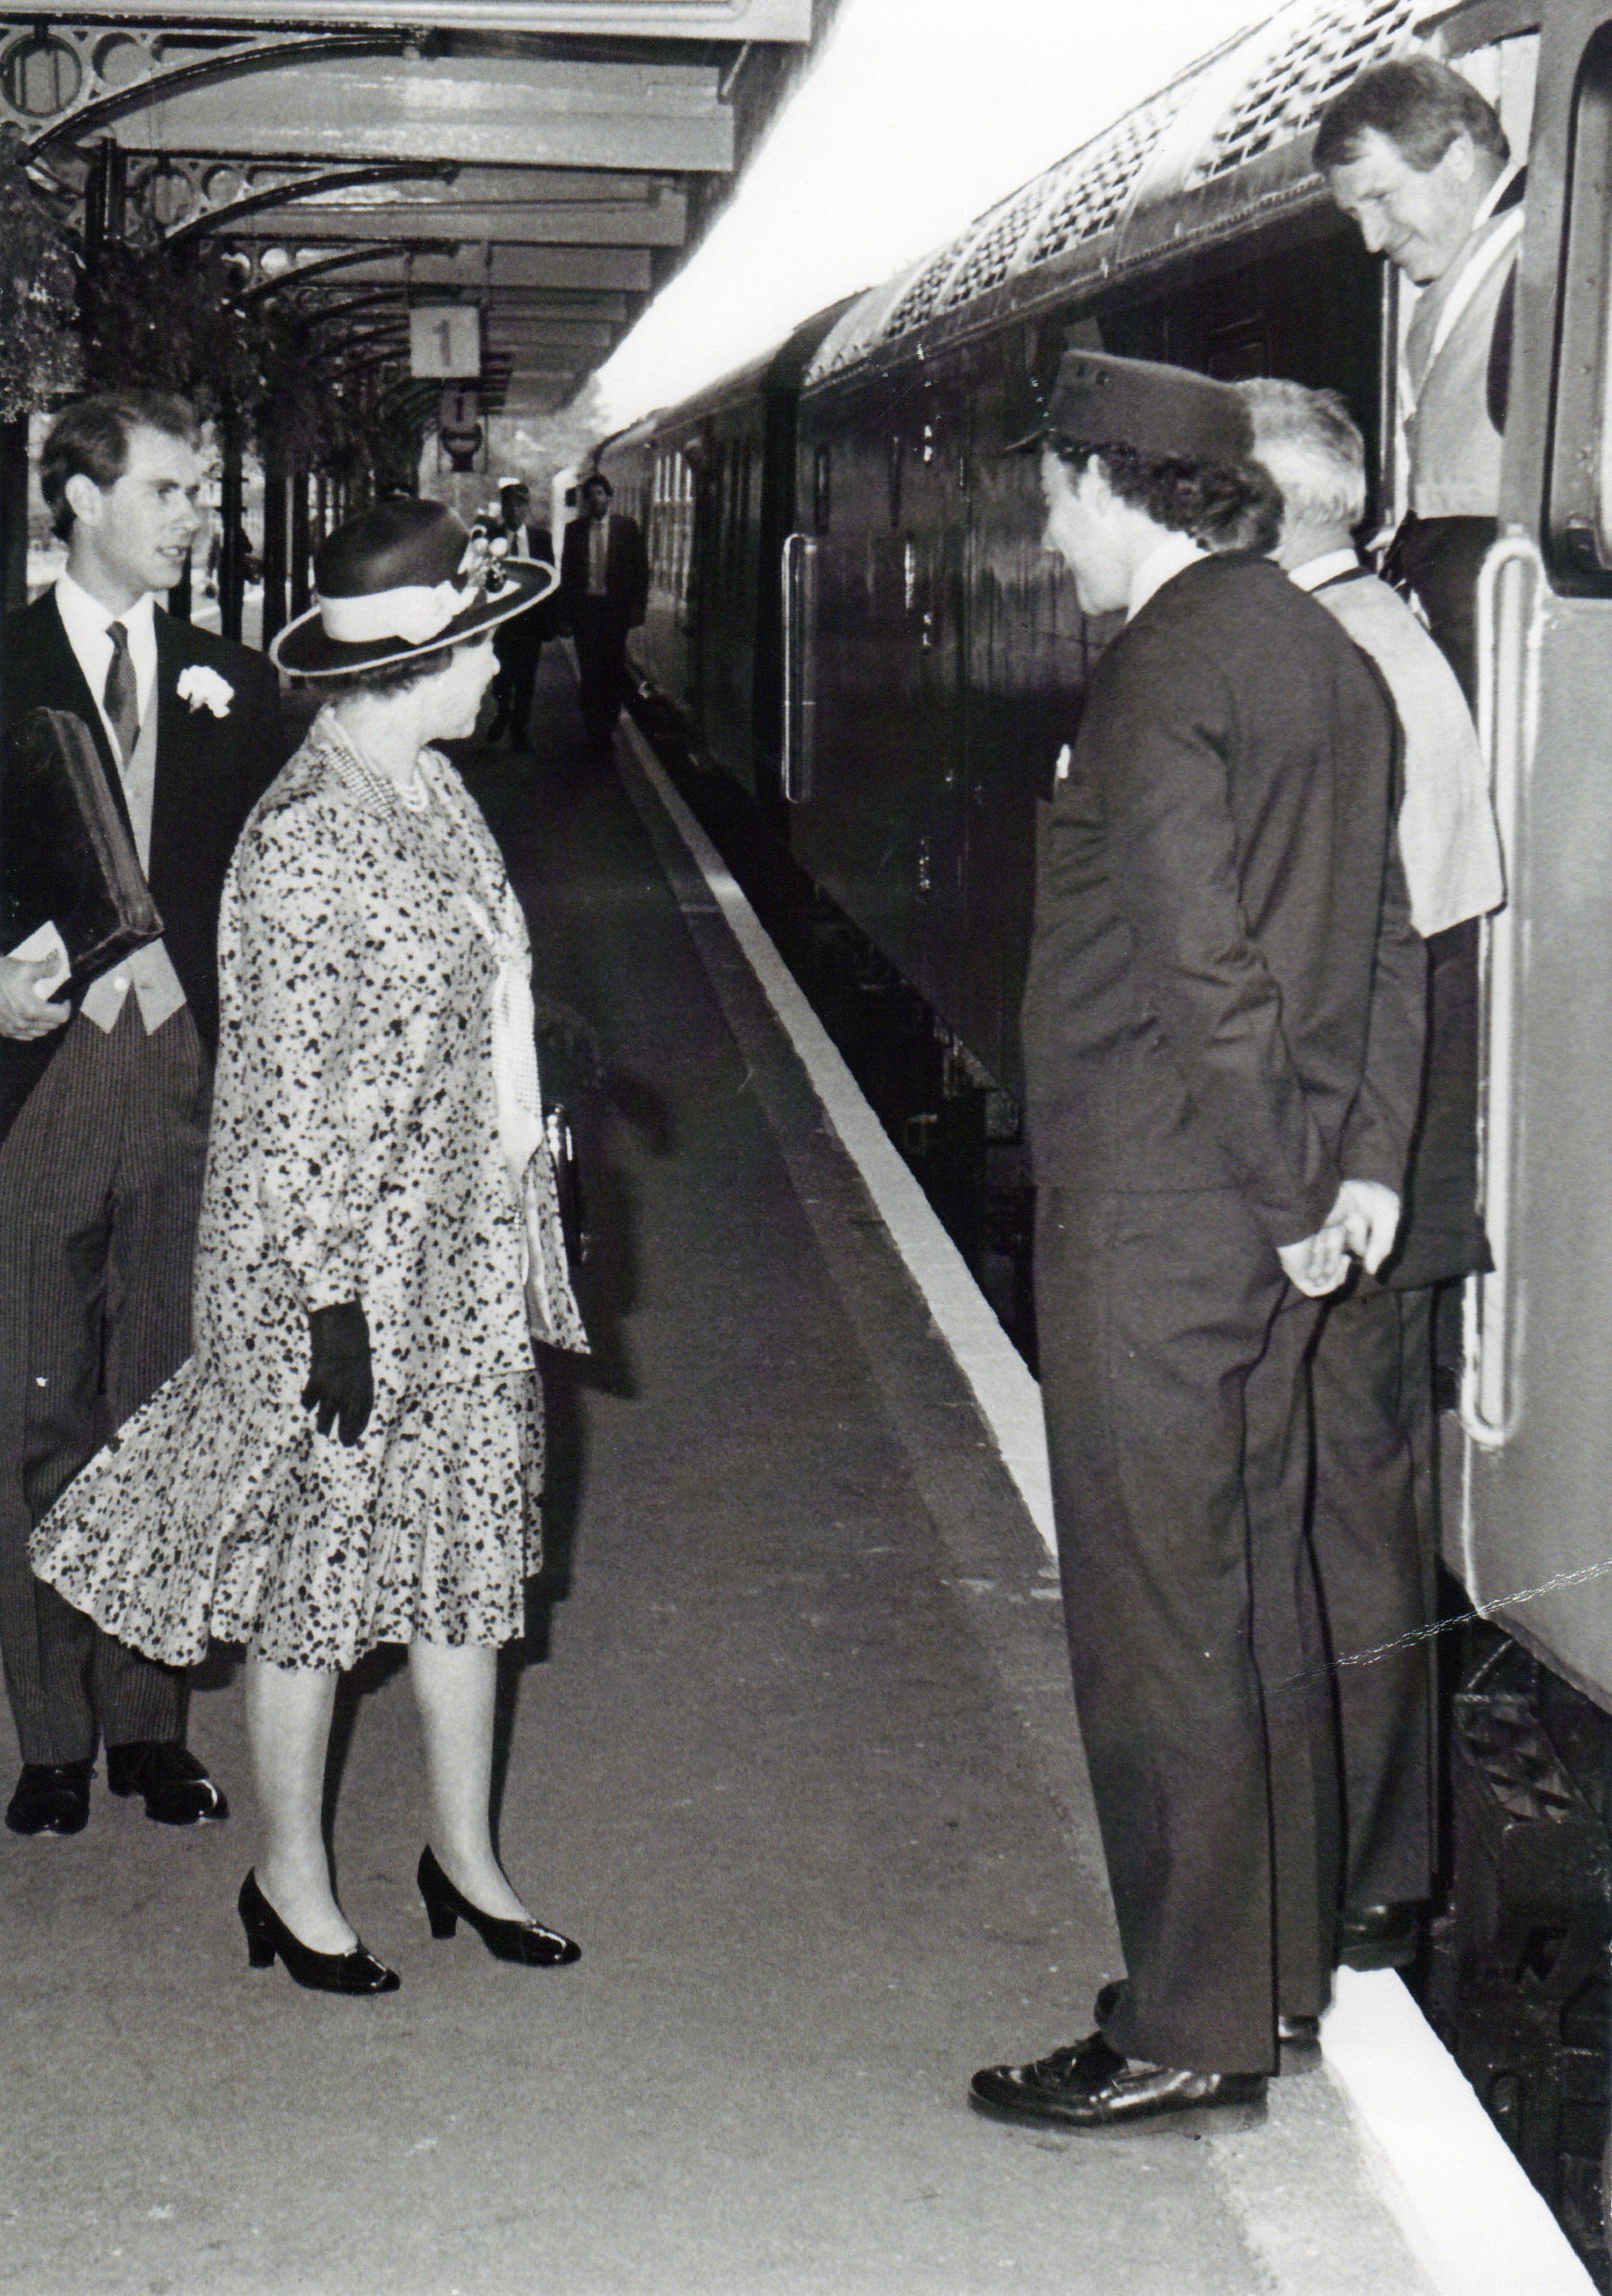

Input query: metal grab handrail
[1462,533,1544,1452]
[780,530,817,805]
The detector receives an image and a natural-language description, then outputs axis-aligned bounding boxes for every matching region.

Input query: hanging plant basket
[0,125,83,419]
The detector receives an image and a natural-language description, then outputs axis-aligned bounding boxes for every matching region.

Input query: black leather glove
[302,1301,373,1446]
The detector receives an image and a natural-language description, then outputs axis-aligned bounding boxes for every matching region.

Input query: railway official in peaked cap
[1008,345,1257,465]
[973,329,1426,2138]
[270,497,558,679]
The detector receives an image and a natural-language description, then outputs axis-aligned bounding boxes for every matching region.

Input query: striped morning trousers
[0,1000,209,1764]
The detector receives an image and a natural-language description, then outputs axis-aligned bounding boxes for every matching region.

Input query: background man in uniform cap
[969,351,1425,2134]
[485,477,559,750]
[0,390,284,1836]
[1239,375,1504,1982]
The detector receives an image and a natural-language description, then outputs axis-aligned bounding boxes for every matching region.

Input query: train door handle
[1461,534,1544,1451]
[781,530,818,805]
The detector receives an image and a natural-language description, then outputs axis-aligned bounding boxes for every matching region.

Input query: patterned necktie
[103,620,139,767]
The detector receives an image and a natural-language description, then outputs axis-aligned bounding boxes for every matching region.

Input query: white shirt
[1126,531,1206,622]
[54,572,157,756]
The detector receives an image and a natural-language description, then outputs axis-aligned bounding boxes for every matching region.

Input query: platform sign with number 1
[410,307,481,378]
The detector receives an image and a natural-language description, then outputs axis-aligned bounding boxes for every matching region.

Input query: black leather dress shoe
[6,1761,92,1836]
[107,1742,228,1825]
[970,2032,1266,2135]
[1337,1901,1421,1971]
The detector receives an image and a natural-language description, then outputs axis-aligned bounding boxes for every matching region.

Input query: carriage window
[887,434,904,529]
[1548,24,1612,589]
[1205,317,1270,381]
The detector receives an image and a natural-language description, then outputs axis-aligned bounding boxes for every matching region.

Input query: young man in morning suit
[1316,53,1522,1970]
[559,470,649,753]
[0,391,285,1835]
[969,352,1425,2134]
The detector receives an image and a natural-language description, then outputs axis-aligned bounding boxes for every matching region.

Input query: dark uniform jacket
[0,591,285,1141]
[498,521,562,642]
[559,512,650,628]
[1021,554,1425,1248]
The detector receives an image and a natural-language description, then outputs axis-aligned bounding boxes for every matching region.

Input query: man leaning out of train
[1315,50,1522,700]
[969,348,1425,2136]
[1239,374,1504,1987]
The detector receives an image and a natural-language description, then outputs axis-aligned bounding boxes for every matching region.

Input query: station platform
[0,651,1562,2296]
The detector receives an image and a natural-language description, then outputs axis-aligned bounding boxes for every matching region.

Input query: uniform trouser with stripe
[1309,1281,1437,1909]
[1035,1183,1339,2077]
[0,1002,208,1764]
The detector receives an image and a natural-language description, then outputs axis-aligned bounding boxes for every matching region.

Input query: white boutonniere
[176,664,234,717]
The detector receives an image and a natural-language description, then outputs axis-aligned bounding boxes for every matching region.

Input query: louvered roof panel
[1191,0,1417,183]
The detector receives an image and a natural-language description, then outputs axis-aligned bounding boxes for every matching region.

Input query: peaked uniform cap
[1010,347,1257,465]
[271,496,556,677]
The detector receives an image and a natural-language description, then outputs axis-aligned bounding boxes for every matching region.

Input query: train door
[1457,0,1612,1718]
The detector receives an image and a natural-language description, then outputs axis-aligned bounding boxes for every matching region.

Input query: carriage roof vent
[1191,0,1416,184]
[1015,71,1210,272]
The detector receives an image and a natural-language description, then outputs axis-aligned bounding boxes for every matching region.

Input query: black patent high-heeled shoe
[417,1846,580,1967]
[238,1870,400,1995]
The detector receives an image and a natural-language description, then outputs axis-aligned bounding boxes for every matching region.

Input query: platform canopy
[2,1,822,418]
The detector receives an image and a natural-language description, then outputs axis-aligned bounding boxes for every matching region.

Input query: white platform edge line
[622,722,1056,1554]
[620,720,1595,2296]
[1322,1970,1599,2296]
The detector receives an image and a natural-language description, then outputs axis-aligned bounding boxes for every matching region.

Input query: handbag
[521,1131,588,1355]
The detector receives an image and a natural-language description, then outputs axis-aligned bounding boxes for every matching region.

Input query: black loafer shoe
[970,2032,1266,2135]
[107,1742,228,1825]
[1337,1901,1421,1971]
[6,1761,92,1836]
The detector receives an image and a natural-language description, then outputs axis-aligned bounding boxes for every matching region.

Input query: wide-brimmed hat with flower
[270,497,557,678]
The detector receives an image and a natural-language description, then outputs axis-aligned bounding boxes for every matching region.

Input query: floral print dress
[32,707,580,1671]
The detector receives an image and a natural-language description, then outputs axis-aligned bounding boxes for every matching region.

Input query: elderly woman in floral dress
[32,498,586,1994]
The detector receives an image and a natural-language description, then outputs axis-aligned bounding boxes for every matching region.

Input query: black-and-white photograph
[0,2,1606,2290]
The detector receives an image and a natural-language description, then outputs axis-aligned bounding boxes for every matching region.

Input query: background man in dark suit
[559,470,649,753]
[0,391,284,1836]
[486,477,559,750]
[969,352,1425,2136]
